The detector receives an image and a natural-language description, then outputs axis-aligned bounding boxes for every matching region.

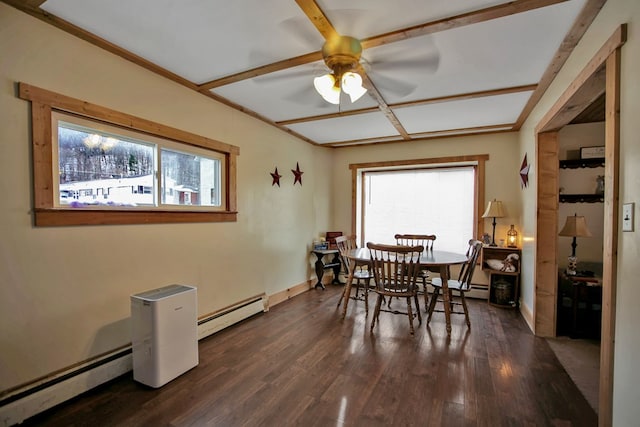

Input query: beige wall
[517,0,640,424]
[4,0,640,423]
[0,4,332,392]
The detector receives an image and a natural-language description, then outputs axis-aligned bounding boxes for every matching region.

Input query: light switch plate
[623,202,634,232]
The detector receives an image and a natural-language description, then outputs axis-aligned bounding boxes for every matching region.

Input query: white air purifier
[131,284,198,388]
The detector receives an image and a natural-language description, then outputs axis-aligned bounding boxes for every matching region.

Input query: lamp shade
[314,70,367,105]
[313,74,340,104]
[482,199,505,218]
[558,214,592,237]
[341,72,367,102]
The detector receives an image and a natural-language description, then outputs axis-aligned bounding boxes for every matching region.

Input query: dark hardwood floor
[23,286,596,426]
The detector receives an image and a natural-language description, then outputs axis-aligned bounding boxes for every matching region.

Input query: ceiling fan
[251,1,439,108]
[293,0,440,107]
[313,35,367,104]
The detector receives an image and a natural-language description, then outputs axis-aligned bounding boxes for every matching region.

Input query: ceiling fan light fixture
[341,71,367,103]
[313,73,340,104]
[313,35,367,105]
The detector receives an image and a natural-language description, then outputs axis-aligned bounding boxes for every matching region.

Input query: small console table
[311,249,343,290]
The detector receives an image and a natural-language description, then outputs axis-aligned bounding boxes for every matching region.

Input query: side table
[481,246,521,308]
[565,274,602,339]
[311,249,343,290]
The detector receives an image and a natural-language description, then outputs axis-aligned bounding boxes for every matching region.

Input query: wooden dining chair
[426,239,483,328]
[394,233,437,307]
[335,235,374,314]
[394,234,436,250]
[367,242,424,335]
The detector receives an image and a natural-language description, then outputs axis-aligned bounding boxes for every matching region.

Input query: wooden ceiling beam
[291,0,413,138]
[277,84,537,125]
[390,84,537,109]
[360,0,569,50]
[294,0,339,41]
[199,0,340,92]
[1,0,199,92]
[324,124,515,148]
[513,0,608,129]
[3,0,597,147]
[355,64,411,140]
[197,0,568,90]
[198,52,323,91]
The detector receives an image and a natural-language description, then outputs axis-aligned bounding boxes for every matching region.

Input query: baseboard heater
[0,294,267,427]
[197,294,267,340]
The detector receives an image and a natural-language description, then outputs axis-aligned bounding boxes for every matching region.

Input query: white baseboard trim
[0,351,132,427]
[520,300,534,333]
[0,295,268,426]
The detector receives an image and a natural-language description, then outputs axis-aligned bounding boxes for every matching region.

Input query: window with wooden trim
[19,83,239,226]
[350,155,488,254]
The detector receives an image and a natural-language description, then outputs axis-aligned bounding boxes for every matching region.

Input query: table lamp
[482,199,505,246]
[558,213,592,275]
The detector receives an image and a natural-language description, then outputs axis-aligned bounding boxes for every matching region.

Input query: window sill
[34,208,238,226]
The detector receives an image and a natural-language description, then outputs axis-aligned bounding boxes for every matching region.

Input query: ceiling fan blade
[252,62,328,85]
[283,85,332,108]
[252,68,313,84]
[365,70,418,98]
[319,9,368,39]
[370,54,440,74]
[279,16,325,50]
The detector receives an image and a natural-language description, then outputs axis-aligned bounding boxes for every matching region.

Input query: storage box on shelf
[481,246,521,308]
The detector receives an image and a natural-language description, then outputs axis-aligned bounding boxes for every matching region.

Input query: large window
[20,83,239,226]
[54,113,223,210]
[363,167,475,253]
[351,156,488,254]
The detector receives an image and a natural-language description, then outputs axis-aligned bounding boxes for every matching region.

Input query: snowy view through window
[57,123,220,208]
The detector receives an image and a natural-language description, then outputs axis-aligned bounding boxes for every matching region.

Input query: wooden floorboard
[22,286,597,426]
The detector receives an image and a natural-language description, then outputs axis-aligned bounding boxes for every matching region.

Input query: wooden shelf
[559,194,604,203]
[481,247,521,308]
[558,158,605,203]
[559,158,605,169]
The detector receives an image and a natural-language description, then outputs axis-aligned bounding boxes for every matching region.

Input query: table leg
[331,252,344,285]
[440,265,452,336]
[341,259,356,318]
[314,253,326,290]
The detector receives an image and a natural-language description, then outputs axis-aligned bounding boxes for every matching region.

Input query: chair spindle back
[394,234,436,251]
[367,242,424,293]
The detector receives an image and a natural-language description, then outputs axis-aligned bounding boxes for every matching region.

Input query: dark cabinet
[557,271,602,339]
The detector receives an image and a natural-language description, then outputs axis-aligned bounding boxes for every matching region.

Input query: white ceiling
[33,0,591,147]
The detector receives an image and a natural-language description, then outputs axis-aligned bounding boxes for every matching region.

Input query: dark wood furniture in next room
[557,271,602,339]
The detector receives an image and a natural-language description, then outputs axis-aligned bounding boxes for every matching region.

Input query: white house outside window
[54,112,224,211]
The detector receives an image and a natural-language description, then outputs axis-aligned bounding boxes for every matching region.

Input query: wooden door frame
[534,25,625,427]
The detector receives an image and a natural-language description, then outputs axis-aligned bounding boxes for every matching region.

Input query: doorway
[534,25,626,426]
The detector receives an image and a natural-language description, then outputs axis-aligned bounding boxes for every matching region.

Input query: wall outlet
[622,202,634,232]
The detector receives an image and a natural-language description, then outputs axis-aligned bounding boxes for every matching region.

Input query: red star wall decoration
[292,162,304,185]
[270,167,282,187]
[520,153,530,188]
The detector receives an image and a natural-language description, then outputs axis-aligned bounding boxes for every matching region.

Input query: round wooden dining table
[343,247,469,335]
